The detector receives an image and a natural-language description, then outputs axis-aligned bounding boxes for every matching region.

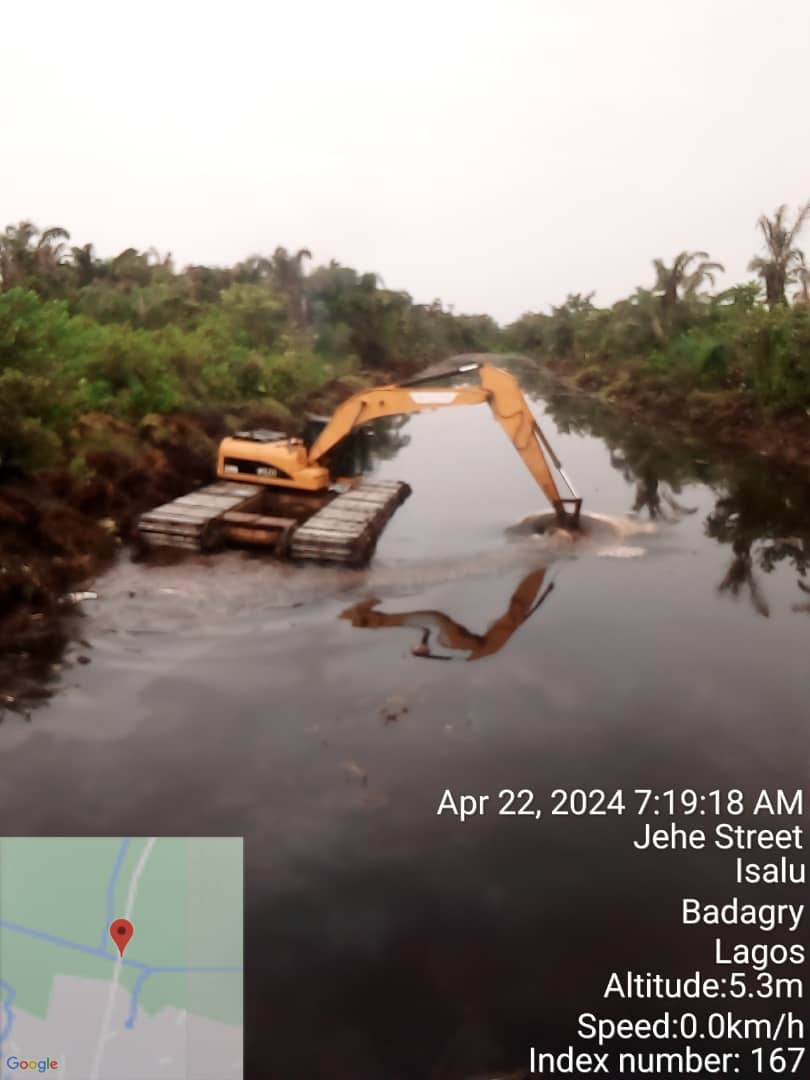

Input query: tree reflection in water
[517,362,810,619]
[792,579,810,615]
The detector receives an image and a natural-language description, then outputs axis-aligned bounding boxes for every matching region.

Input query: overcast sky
[3,0,809,322]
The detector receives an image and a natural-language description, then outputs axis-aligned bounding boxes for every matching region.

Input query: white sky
[3,0,809,322]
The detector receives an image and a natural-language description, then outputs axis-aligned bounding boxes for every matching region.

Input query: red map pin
[109,918,134,958]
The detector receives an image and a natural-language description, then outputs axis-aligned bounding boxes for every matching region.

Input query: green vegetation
[2,201,809,487]
[0,224,498,480]
[505,201,810,416]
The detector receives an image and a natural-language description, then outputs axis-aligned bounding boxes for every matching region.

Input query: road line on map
[0,920,239,973]
[0,922,110,961]
[0,978,16,1044]
[123,837,157,920]
[100,838,131,951]
[125,968,154,1029]
[89,837,157,1080]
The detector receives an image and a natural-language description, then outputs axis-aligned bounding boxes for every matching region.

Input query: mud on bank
[541,354,810,473]
[0,372,399,714]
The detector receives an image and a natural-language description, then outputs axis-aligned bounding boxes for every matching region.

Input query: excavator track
[289,479,411,565]
[136,478,410,562]
[136,482,263,551]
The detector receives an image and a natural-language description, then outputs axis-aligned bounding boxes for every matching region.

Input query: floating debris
[63,591,98,604]
[338,759,388,808]
[340,759,368,785]
[380,693,409,723]
[595,545,646,559]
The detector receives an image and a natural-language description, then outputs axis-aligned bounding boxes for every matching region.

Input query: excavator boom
[306,362,581,525]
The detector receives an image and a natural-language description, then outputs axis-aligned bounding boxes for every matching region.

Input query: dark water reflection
[339,567,554,662]
[1,364,809,1078]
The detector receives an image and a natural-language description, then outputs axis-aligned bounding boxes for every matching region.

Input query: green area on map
[0,837,242,1025]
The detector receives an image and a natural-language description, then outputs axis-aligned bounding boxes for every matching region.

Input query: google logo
[5,1058,59,1072]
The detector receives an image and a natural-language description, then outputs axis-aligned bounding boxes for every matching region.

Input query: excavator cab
[219,428,289,480]
[302,415,371,482]
[216,429,331,491]
[216,416,373,492]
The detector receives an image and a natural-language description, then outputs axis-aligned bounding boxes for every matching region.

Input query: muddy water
[2,375,810,1079]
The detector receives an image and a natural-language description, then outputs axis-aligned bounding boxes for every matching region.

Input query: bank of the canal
[0,367,410,713]
[537,350,810,472]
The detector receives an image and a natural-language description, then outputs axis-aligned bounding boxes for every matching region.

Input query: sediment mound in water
[506,510,657,542]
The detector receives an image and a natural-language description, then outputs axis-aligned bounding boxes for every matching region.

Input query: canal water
[1,367,808,1078]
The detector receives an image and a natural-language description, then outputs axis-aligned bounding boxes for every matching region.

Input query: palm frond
[38,226,70,246]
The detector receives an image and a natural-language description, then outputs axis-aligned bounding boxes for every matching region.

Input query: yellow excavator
[218,361,580,518]
[138,361,581,562]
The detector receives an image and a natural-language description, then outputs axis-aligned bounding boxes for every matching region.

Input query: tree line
[1,201,808,481]
[0,228,498,477]
[504,202,810,411]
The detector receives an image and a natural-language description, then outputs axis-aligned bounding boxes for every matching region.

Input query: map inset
[0,837,243,1079]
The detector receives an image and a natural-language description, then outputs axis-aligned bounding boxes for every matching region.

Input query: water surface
[1,372,808,1078]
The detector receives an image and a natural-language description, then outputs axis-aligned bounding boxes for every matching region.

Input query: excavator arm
[307,363,581,525]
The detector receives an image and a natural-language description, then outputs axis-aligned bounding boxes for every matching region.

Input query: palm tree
[606,288,665,349]
[33,226,70,275]
[748,202,810,306]
[0,221,70,289]
[109,248,152,288]
[234,254,273,283]
[270,246,311,324]
[0,222,33,287]
[652,251,724,315]
[70,242,99,287]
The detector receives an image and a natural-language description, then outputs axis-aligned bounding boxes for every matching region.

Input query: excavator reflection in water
[340,568,553,661]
